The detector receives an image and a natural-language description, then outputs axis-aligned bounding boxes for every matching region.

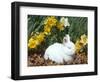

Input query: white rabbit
[44,34,75,64]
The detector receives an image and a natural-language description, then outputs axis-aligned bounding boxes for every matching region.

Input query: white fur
[44,34,75,64]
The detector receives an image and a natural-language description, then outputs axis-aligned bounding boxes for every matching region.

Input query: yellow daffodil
[36,32,45,43]
[28,32,45,49]
[28,38,39,48]
[75,34,88,53]
[28,38,34,43]
[80,34,87,46]
[75,40,83,52]
[44,16,57,27]
[44,25,51,35]
[56,22,64,31]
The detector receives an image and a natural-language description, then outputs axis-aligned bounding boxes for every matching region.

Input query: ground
[28,52,87,66]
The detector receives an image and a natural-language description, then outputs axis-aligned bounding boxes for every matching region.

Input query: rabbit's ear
[66,34,70,41]
[63,37,68,44]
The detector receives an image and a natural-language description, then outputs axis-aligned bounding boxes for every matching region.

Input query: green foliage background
[28,15,88,53]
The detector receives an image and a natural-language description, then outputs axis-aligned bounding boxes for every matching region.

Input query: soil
[28,52,88,66]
